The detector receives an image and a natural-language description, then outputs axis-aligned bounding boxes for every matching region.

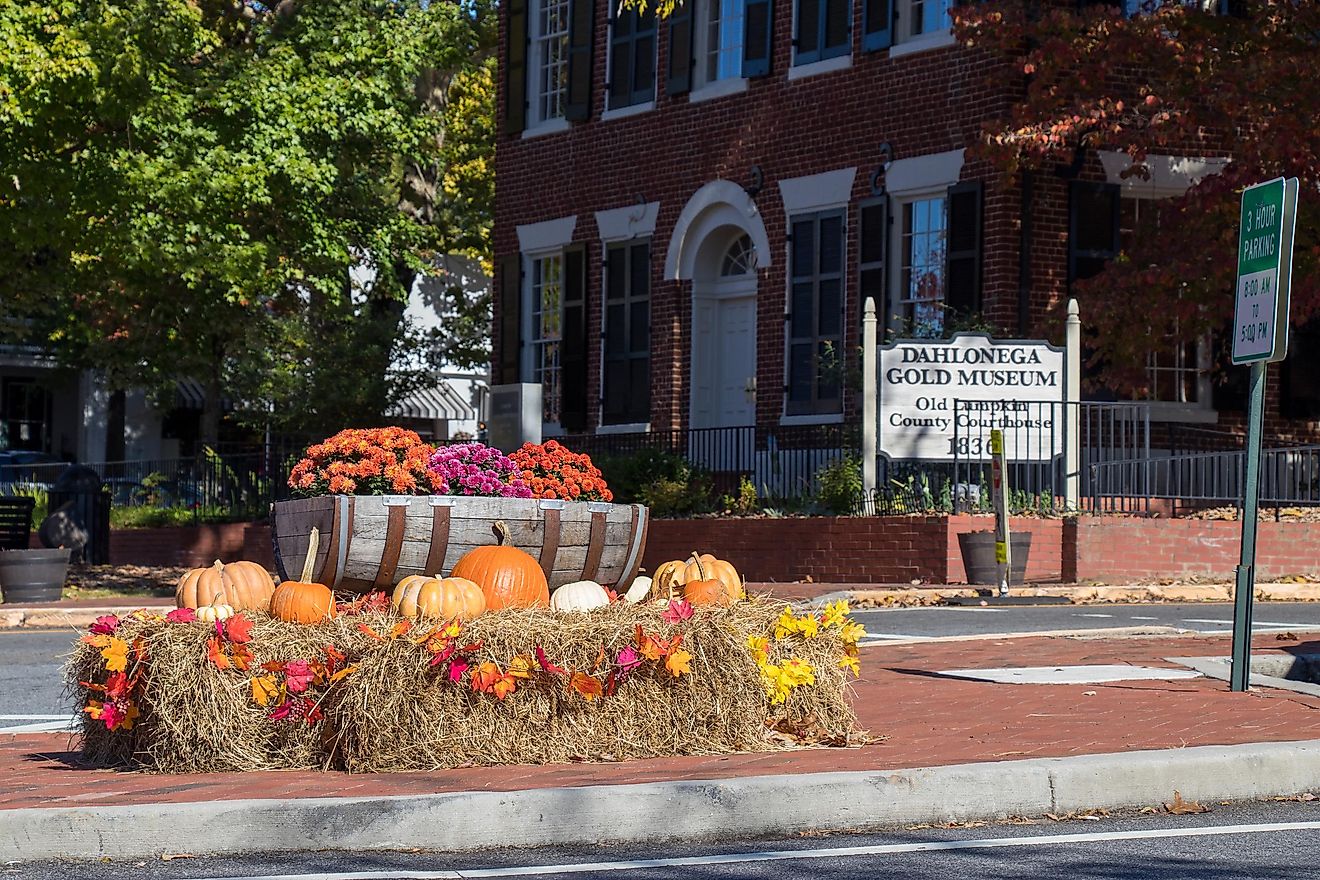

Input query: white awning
[388,383,475,421]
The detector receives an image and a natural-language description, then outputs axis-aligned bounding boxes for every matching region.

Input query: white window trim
[883,149,963,197]
[600,100,656,122]
[689,76,749,103]
[787,54,853,81]
[516,215,577,253]
[1098,150,1229,199]
[596,201,661,242]
[887,28,956,59]
[778,167,857,220]
[521,117,572,140]
[594,421,652,434]
[779,413,845,426]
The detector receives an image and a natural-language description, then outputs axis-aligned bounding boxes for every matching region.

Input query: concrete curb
[0,604,171,630]
[845,583,1320,606]
[4,739,1320,861]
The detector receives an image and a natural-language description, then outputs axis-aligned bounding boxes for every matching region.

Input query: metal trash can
[42,465,111,564]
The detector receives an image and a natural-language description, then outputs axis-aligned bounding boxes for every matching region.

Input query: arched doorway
[691,231,759,428]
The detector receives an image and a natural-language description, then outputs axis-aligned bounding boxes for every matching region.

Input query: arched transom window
[720,234,757,276]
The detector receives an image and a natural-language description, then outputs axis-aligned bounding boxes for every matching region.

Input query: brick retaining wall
[70,515,1319,585]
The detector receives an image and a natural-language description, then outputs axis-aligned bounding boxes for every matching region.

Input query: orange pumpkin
[393,575,486,620]
[450,520,549,610]
[681,553,742,606]
[648,559,689,601]
[175,560,275,612]
[270,526,336,623]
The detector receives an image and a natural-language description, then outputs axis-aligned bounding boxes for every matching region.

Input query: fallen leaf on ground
[1165,791,1210,814]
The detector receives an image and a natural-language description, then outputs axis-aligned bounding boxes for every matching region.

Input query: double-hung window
[531,0,571,124]
[894,195,948,337]
[609,5,658,110]
[525,253,564,424]
[794,0,851,65]
[786,212,846,416]
[602,242,651,425]
[698,0,746,85]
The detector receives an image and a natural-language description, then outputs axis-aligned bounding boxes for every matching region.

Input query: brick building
[492,0,1308,444]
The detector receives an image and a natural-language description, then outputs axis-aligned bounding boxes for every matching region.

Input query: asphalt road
[6,602,1320,731]
[7,798,1320,879]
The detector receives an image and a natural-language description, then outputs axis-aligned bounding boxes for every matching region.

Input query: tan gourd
[393,574,486,620]
[175,560,275,612]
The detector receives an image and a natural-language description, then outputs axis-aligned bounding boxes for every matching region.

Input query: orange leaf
[225,614,254,644]
[569,672,603,702]
[471,661,501,693]
[592,644,606,672]
[492,675,517,701]
[388,620,413,639]
[638,633,667,662]
[665,649,692,678]
[206,637,232,671]
[328,664,359,684]
[357,623,384,641]
[231,644,254,671]
[81,634,111,648]
[101,638,129,673]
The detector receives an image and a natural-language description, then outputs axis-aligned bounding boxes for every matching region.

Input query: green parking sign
[1232,177,1298,364]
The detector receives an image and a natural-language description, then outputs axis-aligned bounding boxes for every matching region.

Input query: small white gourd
[623,576,652,605]
[549,580,611,613]
[195,603,235,622]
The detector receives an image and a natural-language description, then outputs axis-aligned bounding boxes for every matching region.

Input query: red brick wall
[1069,518,1320,582]
[642,516,951,584]
[103,523,274,570]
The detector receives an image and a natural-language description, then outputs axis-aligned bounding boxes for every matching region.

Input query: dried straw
[68,599,858,774]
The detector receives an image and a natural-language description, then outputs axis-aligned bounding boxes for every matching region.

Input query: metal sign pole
[1230,362,1266,691]
[991,428,1011,596]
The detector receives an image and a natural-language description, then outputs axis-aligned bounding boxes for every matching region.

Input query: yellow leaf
[101,638,129,673]
[507,655,533,679]
[328,664,359,684]
[251,675,280,707]
[117,704,140,731]
[665,649,692,678]
[839,654,860,676]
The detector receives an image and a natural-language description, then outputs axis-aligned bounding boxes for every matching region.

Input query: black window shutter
[560,245,589,432]
[858,196,889,334]
[945,181,983,319]
[862,0,891,51]
[666,0,694,97]
[743,0,774,77]
[565,0,595,121]
[498,255,523,385]
[503,0,528,135]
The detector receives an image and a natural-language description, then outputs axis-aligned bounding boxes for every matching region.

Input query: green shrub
[816,454,863,515]
[595,447,716,516]
[721,475,759,516]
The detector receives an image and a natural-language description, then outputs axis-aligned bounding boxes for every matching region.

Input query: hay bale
[69,599,859,773]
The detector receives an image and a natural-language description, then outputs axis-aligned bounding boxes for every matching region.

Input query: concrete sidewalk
[4,630,1320,860]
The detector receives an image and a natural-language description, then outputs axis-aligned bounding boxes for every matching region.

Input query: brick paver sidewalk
[4,631,1318,810]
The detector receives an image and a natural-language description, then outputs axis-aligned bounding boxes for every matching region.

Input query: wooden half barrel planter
[272,496,650,593]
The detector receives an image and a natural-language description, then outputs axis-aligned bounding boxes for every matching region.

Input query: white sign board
[879,334,1065,462]
[1231,177,1298,365]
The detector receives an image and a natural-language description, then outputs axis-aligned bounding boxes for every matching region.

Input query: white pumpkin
[195,604,235,622]
[623,576,652,605]
[549,580,611,613]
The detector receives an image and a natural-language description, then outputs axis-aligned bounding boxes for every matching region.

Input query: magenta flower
[427,443,533,498]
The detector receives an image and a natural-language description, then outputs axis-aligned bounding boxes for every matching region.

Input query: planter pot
[957,531,1032,586]
[0,548,72,603]
[272,496,650,593]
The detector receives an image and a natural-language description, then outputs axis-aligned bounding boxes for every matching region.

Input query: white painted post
[862,297,878,501]
[1065,298,1082,511]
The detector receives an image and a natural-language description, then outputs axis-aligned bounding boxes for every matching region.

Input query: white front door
[691,277,757,429]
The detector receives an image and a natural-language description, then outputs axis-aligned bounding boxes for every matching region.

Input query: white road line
[1130,616,1159,621]
[190,820,1320,880]
[0,714,69,720]
[1073,613,1114,618]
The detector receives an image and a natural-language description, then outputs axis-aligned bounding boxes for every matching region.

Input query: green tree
[0,0,495,441]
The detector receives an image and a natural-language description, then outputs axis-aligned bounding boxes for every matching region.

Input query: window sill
[689,77,749,103]
[1140,403,1219,424]
[888,29,958,60]
[520,118,571,140]
[595,422,651,435]
[779,413,845,426]
[601,101,655,122]
[787,54,852,81]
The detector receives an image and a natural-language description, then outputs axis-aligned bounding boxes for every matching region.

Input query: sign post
[990,429,1011,596]
[1229,177,1299,692]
